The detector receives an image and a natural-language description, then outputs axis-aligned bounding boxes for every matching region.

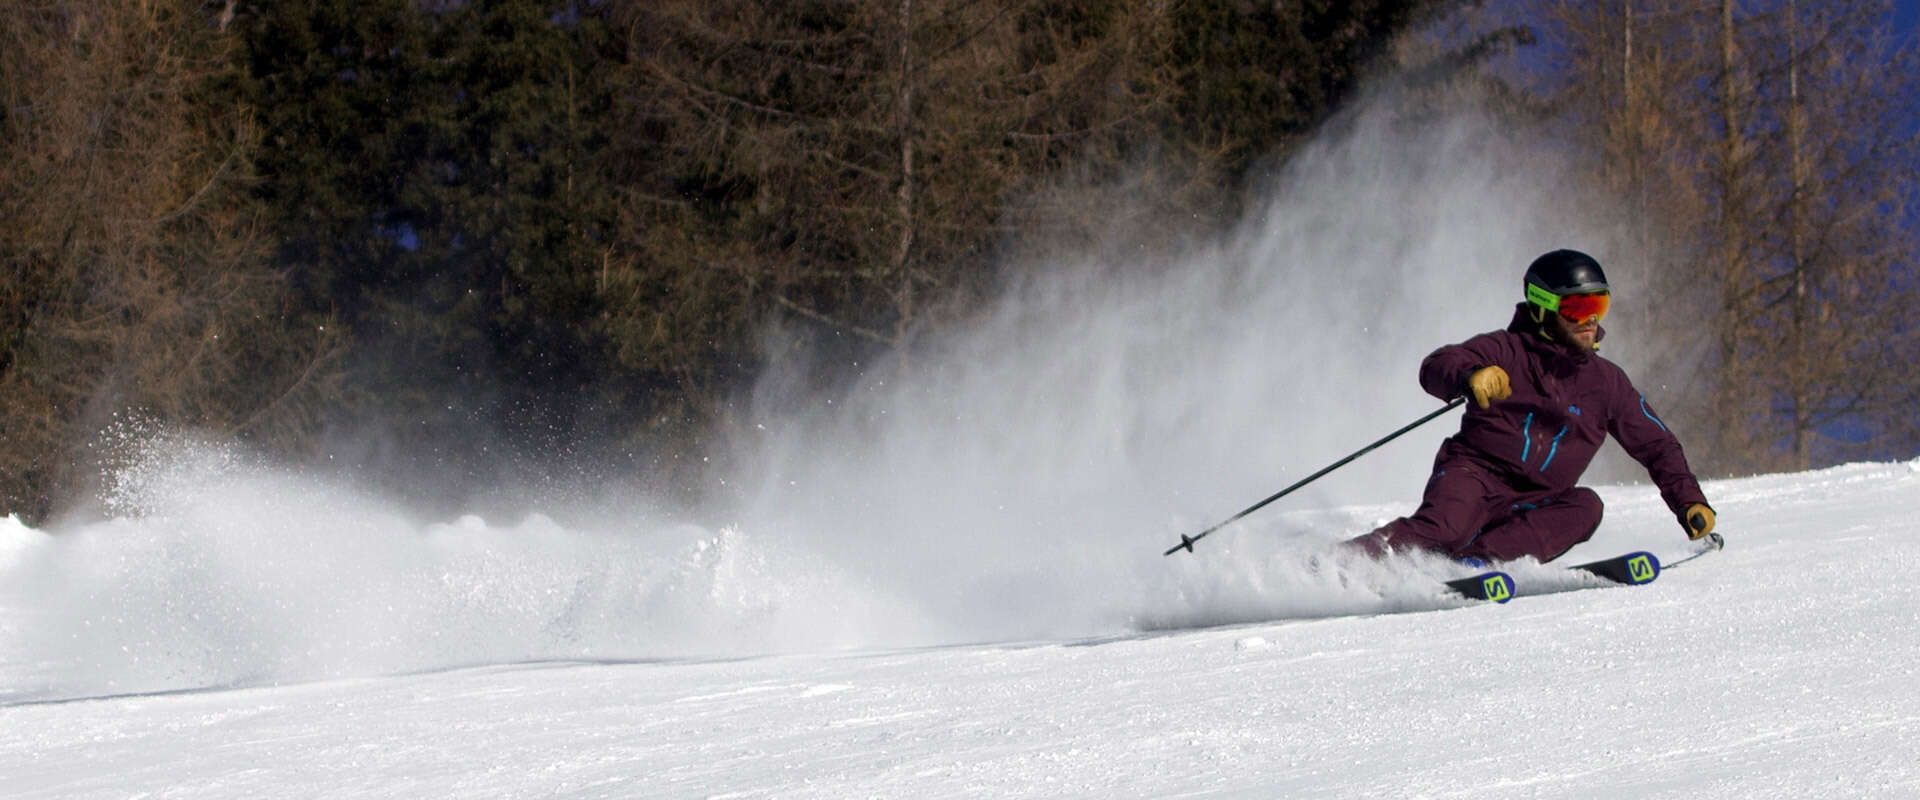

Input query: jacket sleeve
[1606,368,1709,518]
[1418,332,1517,402]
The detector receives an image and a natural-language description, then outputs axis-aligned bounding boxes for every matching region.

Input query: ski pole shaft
[1164,397,1466,556]
[1661,532,1725,570]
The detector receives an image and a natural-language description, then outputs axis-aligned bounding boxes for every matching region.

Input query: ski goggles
[1526,285,1610,323]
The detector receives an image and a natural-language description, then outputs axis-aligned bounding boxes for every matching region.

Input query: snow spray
[0,93,1636,700]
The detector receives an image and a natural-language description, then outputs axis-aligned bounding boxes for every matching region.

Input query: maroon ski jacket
[1420,304,1708,523]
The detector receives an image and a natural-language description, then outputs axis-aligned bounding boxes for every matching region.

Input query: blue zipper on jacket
[1520,412,1534,463]
[1539,426,1570,471]
[1639,394,1668,431]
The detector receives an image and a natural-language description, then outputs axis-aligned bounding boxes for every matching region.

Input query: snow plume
[1,93,1629,700]
[726,95,1612,640]
[0,440,901,701]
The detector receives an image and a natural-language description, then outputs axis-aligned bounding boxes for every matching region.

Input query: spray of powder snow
[721,98,1623,642]
[0,431,912,701]
[0,96,1640,701]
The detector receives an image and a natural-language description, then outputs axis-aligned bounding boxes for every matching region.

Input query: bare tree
[596,1,1173,429]
[0,1,338,522]
[1761,0,1918,467]
[1531,0,1919,472]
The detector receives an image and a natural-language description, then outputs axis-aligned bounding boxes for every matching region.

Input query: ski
[1570,550,1661,586]
[1438,536,1717,607]
[1444,570,1515,603]
[1450,543,1688,603]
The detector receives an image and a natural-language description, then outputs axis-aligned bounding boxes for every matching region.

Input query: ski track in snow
[3,462,1919,798]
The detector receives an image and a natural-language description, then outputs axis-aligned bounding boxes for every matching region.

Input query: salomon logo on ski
[1444,571,1514,603]
[1572,551,1662,585]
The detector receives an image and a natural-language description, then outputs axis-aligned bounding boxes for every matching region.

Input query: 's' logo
[1483,575,1512,602]
[1628,555,1656,583]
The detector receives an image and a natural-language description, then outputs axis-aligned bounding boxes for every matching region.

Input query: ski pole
[1661,531,1725,570]
[1164,397,1466,556]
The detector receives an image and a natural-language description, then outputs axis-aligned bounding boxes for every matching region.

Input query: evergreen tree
[238,0,625,478]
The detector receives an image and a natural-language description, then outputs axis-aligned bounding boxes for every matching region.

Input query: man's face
[1546,305,1602,350]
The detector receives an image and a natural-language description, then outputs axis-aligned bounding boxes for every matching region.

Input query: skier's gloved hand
[1683,503,1716,540]
[1466,366,1511,410]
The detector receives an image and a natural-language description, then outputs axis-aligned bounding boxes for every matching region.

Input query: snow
[4,461,1918,798]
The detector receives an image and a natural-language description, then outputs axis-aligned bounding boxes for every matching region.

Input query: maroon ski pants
[1350,450,1603,563]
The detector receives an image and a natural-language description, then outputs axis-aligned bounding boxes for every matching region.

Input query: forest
[3,0,1915,524]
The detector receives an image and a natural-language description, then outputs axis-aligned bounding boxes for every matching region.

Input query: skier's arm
[1606,370,1711,526]
[1418,332,1516,403]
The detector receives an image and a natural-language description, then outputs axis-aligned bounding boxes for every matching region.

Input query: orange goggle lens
[1556,291,1610,322]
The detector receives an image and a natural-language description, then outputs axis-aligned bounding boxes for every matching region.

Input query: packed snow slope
[3,460,1918,798]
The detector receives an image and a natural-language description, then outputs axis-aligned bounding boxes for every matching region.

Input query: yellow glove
[1467,366,1511,410]
[1683,503,1716,540]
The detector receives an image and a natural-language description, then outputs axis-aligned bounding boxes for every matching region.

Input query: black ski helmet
[1524,249,1609,306]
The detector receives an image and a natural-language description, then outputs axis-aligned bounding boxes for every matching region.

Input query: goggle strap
[1525,283,1561,311]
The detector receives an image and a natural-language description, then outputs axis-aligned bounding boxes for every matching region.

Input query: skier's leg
[1460,487,1605,563]
[1346,460,1506,557]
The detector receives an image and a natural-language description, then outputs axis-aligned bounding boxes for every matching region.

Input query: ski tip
[1571,551,1662,585]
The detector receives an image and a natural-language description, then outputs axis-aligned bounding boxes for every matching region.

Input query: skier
[1347,249,1717,563]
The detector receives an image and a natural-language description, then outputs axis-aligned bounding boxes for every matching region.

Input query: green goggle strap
[1525,283,1561,311]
